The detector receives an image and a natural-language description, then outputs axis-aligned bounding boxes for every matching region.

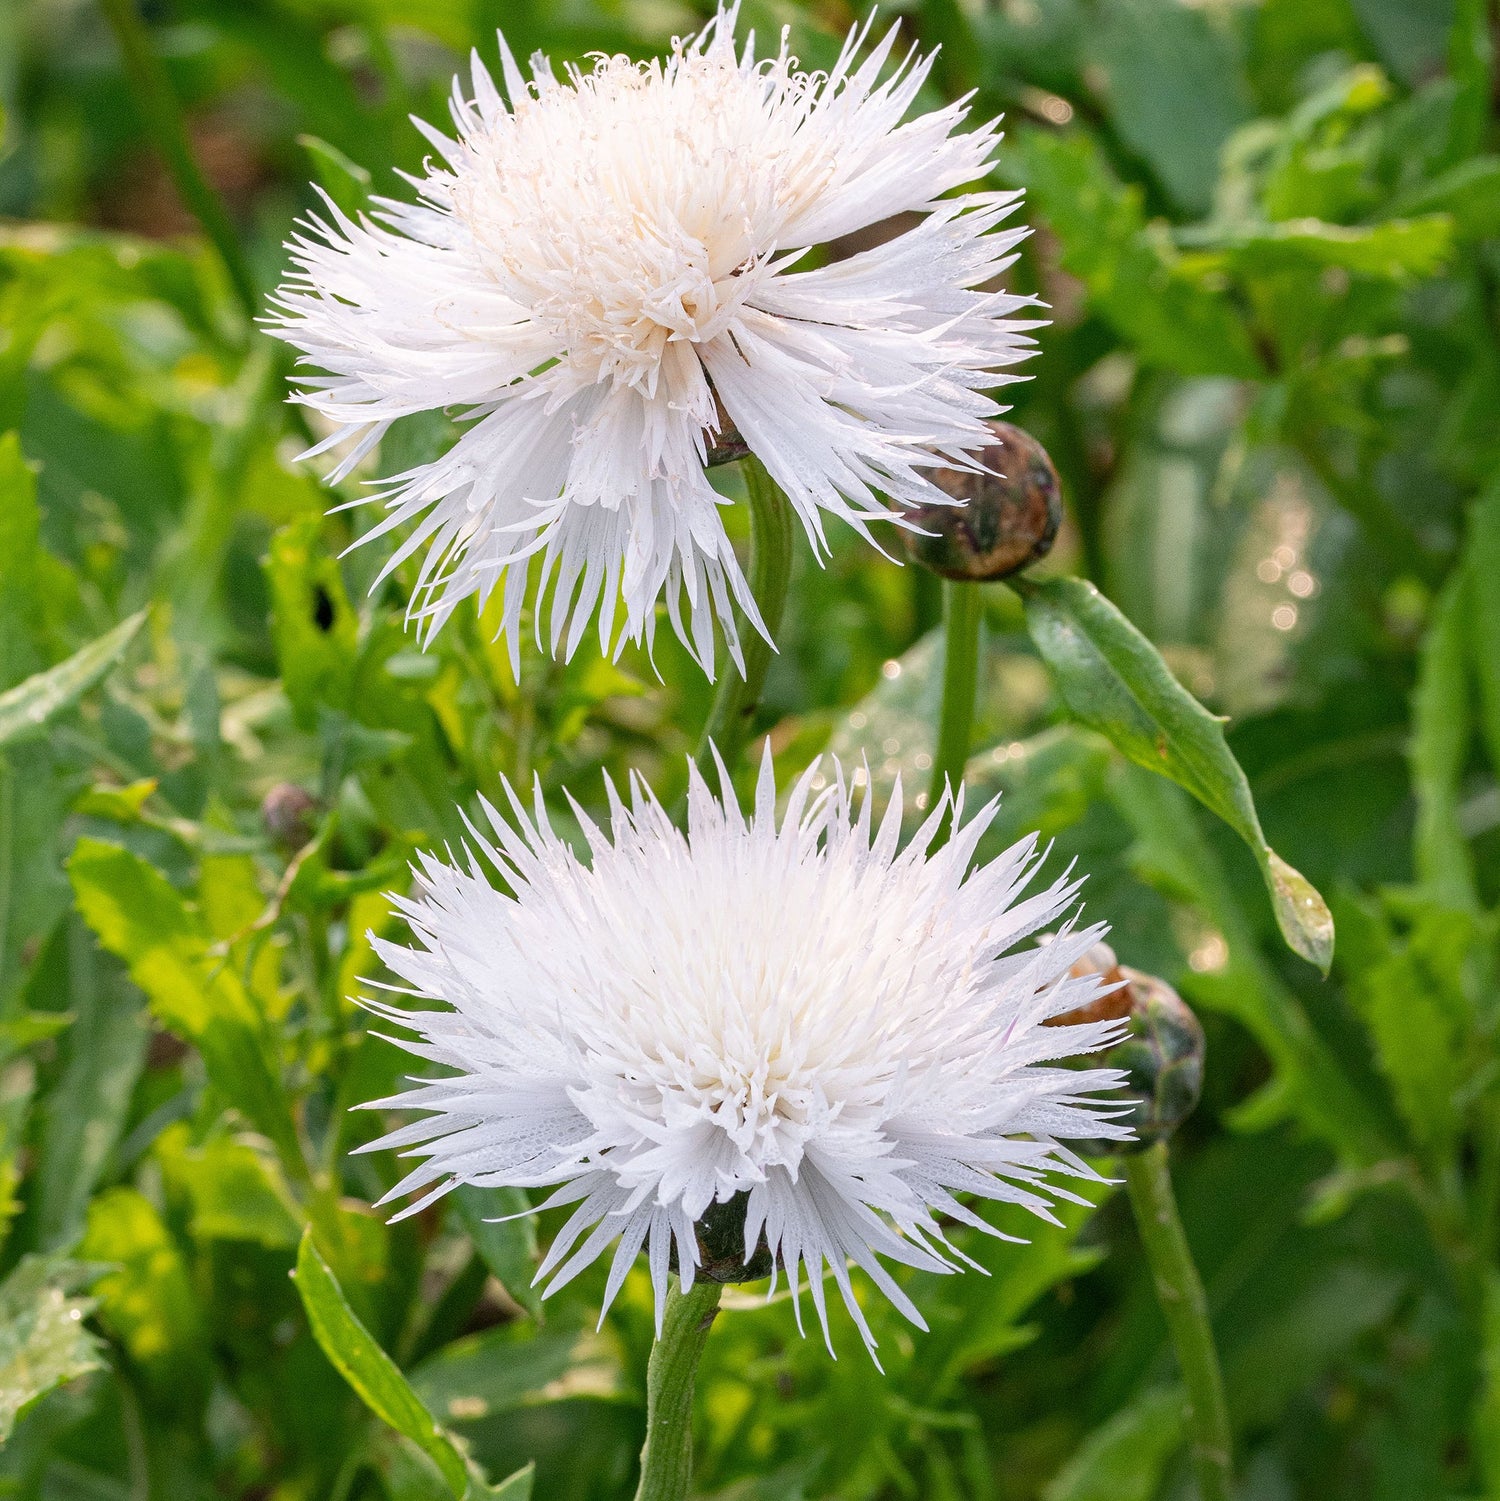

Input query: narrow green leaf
[1189,215,1455,280]
[1411,572,1478,910]
[81,1188,211,1408]
[157,1128,302,1249]
[1021,576,1333,971]
[268,517,358,732]
[1345,901,1474,1161]
[452,1186,541,1319]
[1387,157,1500,241]
[67,839,304,1178]
[0,611,146,748]
[293,1229,470,1498]
[1044,1386,1185,1501]
[0,431,44,689]
[0,1255,103,1443]
[34,924,147,1251]
[1477,1269,1500,1495]
[298,133,372,218]
[1467,481,1500,782]
[487,1464,535,1499]
[1089,0,1252,216]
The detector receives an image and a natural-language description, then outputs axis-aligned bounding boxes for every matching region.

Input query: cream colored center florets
[696,1054,812,1161]
[453,50,832,395]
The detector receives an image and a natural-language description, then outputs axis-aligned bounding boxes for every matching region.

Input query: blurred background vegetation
[2,0,1500,1497]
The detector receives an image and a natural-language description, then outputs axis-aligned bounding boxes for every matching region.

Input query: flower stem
[633,1278,723,1501]
[1123,1142,1234,1501]
[927,578,983,845]
[694,455,794,778]
[97,0,260,320]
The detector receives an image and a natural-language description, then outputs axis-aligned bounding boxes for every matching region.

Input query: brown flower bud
[1053,947,1206,1152]
[260,783,317,850]
[900,420,1063,581]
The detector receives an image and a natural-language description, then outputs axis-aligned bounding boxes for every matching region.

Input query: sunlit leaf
[68,839,304,1176]
[1020,576,1334,970]
[81,1188,211,1407]
[0,611,146,748]
[292,1228,471,1498]
[0,1255,103,1443]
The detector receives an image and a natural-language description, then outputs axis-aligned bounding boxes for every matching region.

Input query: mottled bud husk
[1052,946,1206,1153]
[901,420,1063,581]
[261,783,317,850]
[672,1191,775,1284]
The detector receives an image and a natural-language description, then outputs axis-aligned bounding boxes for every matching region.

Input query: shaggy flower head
[271,9,1039,674]
[360,755,1128,1354]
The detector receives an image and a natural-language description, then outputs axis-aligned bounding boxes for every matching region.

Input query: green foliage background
[2,0,1499,1496]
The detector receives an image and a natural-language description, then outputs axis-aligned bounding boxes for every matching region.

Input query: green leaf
[1386,157,1500,241]
[1112,765,1390,1163]
[157,1127,302,1249]
[1468,481,1500,782]
[68,839,304,1178]
[1088,0,1252,216]
[1004,130,1262,379]
[33,925,147,1251]
[1043,1386,1185,1501]
[72,777,159,821]
[0,1255,103,1443]
[268,516,359,732]
[413,1325,622,1423]
[1344,901,1475,1160]
[299,133,372,218]
[1188,215,1455,280]
[1411,572,1478,910]
[0,610,146,748]
[452,1186,541,1320]
[81,1187,211,1408]
[488,1465,535,1499]
[1477,1269,1500,1495]
[293,1228,471,1498]
[1020,576,1334,971]
[0,431,44,689]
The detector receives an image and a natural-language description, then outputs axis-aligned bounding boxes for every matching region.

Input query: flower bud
[674,1191,775,1284]
[1053,946,1206,1152]
[901,420,1063,581]
[261,783,317,850]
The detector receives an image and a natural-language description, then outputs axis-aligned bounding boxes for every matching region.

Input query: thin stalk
[97,0,260,320]
[694,455,794,778]
[1123,1142,1233,1501]
[927,578,983,845]
[633,1278,723,1501]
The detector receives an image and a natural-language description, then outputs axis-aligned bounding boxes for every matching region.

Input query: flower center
[450,49,811,401]
[695,1055,813,1172]
[516,231,750,395]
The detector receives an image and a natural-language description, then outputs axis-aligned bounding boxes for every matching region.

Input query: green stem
[633,1278,723,1501]
[694,455,795,779]
[927,578,983,843]
[1123,1142,1233,1501]
[97,0,260,320]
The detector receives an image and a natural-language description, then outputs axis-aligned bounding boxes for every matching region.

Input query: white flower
[270,8,1039,676]
[359,753,1128,1356]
